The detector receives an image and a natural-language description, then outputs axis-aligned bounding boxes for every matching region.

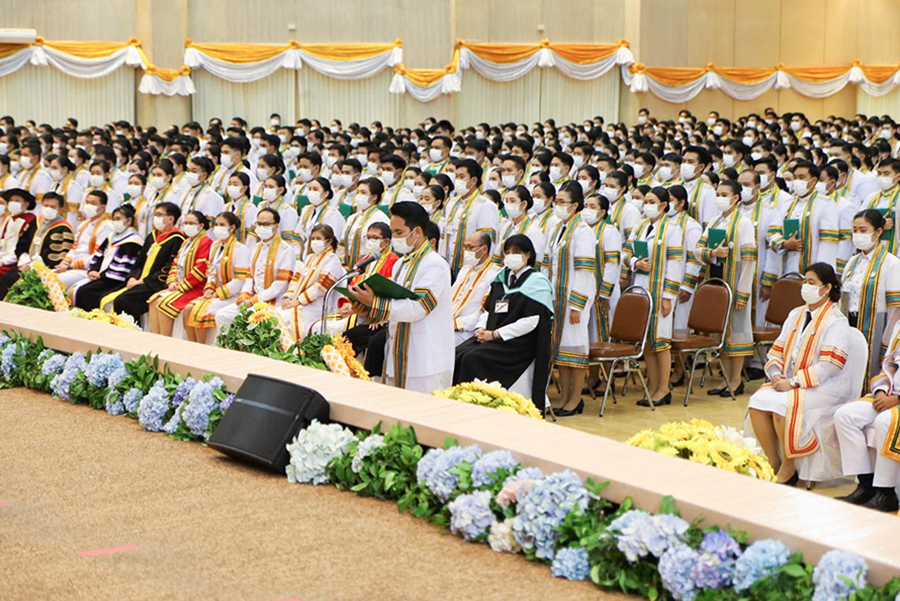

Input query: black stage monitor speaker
[208,373,330,473]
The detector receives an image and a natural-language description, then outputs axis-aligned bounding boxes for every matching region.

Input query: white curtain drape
[455,69,542,125]
[299,68,401,125]
[191,69,295,126]
[458,48,544,82]
[539,69,620,125]
[0,65,135,124]
[30,45,144,79]
[138,73,195,97]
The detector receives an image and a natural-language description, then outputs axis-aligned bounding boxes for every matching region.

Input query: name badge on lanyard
[495,300,509,314]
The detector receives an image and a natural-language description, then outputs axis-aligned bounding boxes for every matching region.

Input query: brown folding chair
[588,285,653,416]
[752,273,803,354]
[671,278,733,406]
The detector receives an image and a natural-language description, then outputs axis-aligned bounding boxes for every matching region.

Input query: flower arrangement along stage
[432,379,543,419]
[3,261,69,312]
[68,307,141,330]
[215,303,369,380]
[2,329,899,600]
[627,419,777,482]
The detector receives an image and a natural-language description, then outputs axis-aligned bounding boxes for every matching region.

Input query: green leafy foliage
[3,269,53,311]
[215,305,330,369]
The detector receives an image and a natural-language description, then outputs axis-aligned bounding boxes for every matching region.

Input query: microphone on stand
[319,254,377,335]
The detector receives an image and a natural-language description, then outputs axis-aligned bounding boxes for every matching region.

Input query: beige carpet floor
[0,388,629,601]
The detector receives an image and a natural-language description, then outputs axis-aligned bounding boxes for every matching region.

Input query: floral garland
[432,379,543,419]
[68,307,141,330]
[627,419,776,482]
[3,262,70,312]
[1,330,899,600]
[32,262,70,312]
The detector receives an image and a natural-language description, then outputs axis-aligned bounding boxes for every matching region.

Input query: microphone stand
[319,269,360,336]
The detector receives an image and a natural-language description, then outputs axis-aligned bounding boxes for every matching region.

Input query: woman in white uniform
[748,263,851,485]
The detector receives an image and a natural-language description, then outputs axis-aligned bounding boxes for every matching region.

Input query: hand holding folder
[336,273,419,305]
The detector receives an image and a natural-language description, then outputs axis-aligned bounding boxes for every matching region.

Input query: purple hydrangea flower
[471,450,520,488]
[691,530,742,589]
[812,550,868,601]
[219,392,235,413]
[502,466,544,486]
[1,343,18,379]
[448,490,496,541]
[659,544,699,601]
[105,397,125,416]
[551,547,591,581]
[171,377,197,409]
[422,445,483,502]
[608,510,690,562]
[513,470,591,560]
[351,434,386,474]
[181,379,225,438]
[733,540,791,592]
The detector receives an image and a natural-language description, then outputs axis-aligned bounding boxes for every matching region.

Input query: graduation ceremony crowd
[4,107,900,511]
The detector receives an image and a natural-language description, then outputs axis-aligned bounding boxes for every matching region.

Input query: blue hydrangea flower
[471,450,520,488]
[351,434,386,474]
[180,379,225,438]
[122,387,143,413]
[137,380,172,432]
[608,510,690,563]
[691,530,742,589]
[660,544,699,601]
[812,550,868,601]
[219,392,235,413]
[171,377,197,409]
[106,398,125,416]
[502,466,544,486]
[107,365,127,388]
[51,353,86,400]
[551,547,591,581]
[84,352,125,387]
[416,447,443,486]
[41,353,66,376]
[733,540,791,592]
[423,445,483,502]
[1,343,18,379]
[285,420,355,485]
[513,470,591,560]
[0,334,10,347]
[448,490,496,541]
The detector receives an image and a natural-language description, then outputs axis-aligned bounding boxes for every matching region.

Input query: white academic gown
[451,261,499,345]
[214,236,295,328]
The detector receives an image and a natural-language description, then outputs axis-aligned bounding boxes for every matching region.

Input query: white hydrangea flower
[285,420,355,485]
[488,519,522,554]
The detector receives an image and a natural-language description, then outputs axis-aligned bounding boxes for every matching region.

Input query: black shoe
[556,400,584,417]
[670,375,685,387]
[720,383,744,397]
[745,367,766,381]
[637,393,671,408]
[581,380,602,395]
[836,483,876,505]
[778,472,799,487]
[860,489,900,512]
[707,387,727,396]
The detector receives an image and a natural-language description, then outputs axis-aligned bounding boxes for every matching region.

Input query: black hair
[508,185,533,210]
[805,262,842,302]
[258,207,281,224]
[367,221,391,239]
[86,189,108,205]
[855,208,886,231]
[558,180,585,211]
[42,191,65,210]
[186,210,210,229]
[391,200,430,234]
[648,186,670,211]
[423,184,446,207]
[216,211,241,231]
[311,224,338,251]
[504,234,537,267]
[668,185,687,211]
[720,179,742,197]
[114,203,136,227]
[425,221,442,250]
[360,177,385,203]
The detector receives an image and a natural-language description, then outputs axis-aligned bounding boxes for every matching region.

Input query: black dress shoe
[637,393,671,408]
[581,380,602,395]
[707,387,727,396]
[836,484,876,505]
[556,400,584,417]
[670,375,685,387]
[860,489,900,512]
[720,383,744,397]
[778,472,799,486]
[745,367,766,381]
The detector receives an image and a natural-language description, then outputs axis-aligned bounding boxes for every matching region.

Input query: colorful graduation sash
[592,220,620,342]
[547,215,595,361]
[841,243,896,360]
[343,204,381,267]
[867,185,900,254]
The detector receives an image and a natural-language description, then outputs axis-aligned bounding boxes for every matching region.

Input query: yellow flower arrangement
[330,334,370,381]
[626,421,776,481]
[432,379,543,419]
[32,261,70,312]
[67,307,141,330]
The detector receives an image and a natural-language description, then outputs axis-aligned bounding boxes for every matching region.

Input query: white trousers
[214,303,242,330]
[834,401,900,487]
[58,269,88,289]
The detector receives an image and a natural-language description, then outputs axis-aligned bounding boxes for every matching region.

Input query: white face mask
[183,224,201,238]
[391,231,416,255]
[463,249,481,267]
[532,197,547,213]
[553,204,571,221]
[713,125,724,136]
[263,187,278,202]
[643,203,660,220]
[429,148,444,163]
[814,182,830,196]
[790,121,802,132]
[339,174,354,189]
[475,131,485,140]
[366,162,379,175]
[326,155,338,168]
[89,174,105,188]
[760,172,773,188]
[581,208,600,225]
[153,215,167,231]
[742,136,755,147]
[355,194,371,209]
[715,195,734,213]
[657,166,673,182]
[637,115,647,125]
[740,188,755,203]
[484,179,499,191]
[502,174,517,190]
[600,186,619,202]
[297,168,313,183]
[187,171,202,187]
[149,176,165,189]
[8,200,24,215]
[800,282,824,305]
[852,232,877,252]
[882,129,893,140]
[378,172,395,187]
[310,239,327,255]
[365,238,383,255]
[41,206,58,221]
[707,117,716,126]
[0,204,7,216]
[578,179,592,193]
[792,179,810,196]
[877,175,896,191]
[226,185,243,200]
[680,163,697,180]
[308,190,324,206]
[750,152,764,161]
[0,143,7,154]
[420,200,436,215]
[221,153,235,168]
[83,204,100,219]
[126,184,142,199]
[403,178,415,191]
[19,156,33,170]
[722,154,737,168]
[504,202,523,219]
[357,155,370,167]
[632,164,646,178]
[213,225,231,241]
[49,168,64,182]
[454,179,470,196]
[255,225,275,241]
[572,156,585,170]
[256,168,270,181]
[504,253,526,272]
[111,220,127,234]
[412,184,425,197]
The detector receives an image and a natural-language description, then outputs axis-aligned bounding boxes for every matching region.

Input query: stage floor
[0,388,628,601]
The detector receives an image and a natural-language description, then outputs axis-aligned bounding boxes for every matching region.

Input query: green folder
[376,204,391,216]
[876,208,892,240]
[783,218,800,241]
[335,273,420,302]
[295,195,310,212]
[707,228,727,250]
[338,203,355,219]
[633,240,649,260]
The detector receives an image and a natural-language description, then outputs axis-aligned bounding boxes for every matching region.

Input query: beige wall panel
[639,0,688,66]
[686,0,735,67]
[191,69,296,126]
[822,86,857,119]
[732,88,781,118]
[455,0,491,43]
[486,0,542,42]
[591,0,627,43]
[856,0,900,63]
[778,0,825,65]
[187,0,297,43]
[857,86,900,117]
[686,89,734,122]
[733,0,781,66]
[401,95,456,129]
[776,89,823,119]
[0,0,135,40]
[822,0,858,65]
[540,0,595,42]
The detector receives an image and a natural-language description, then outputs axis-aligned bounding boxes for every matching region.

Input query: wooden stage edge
[2,302,898,583]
